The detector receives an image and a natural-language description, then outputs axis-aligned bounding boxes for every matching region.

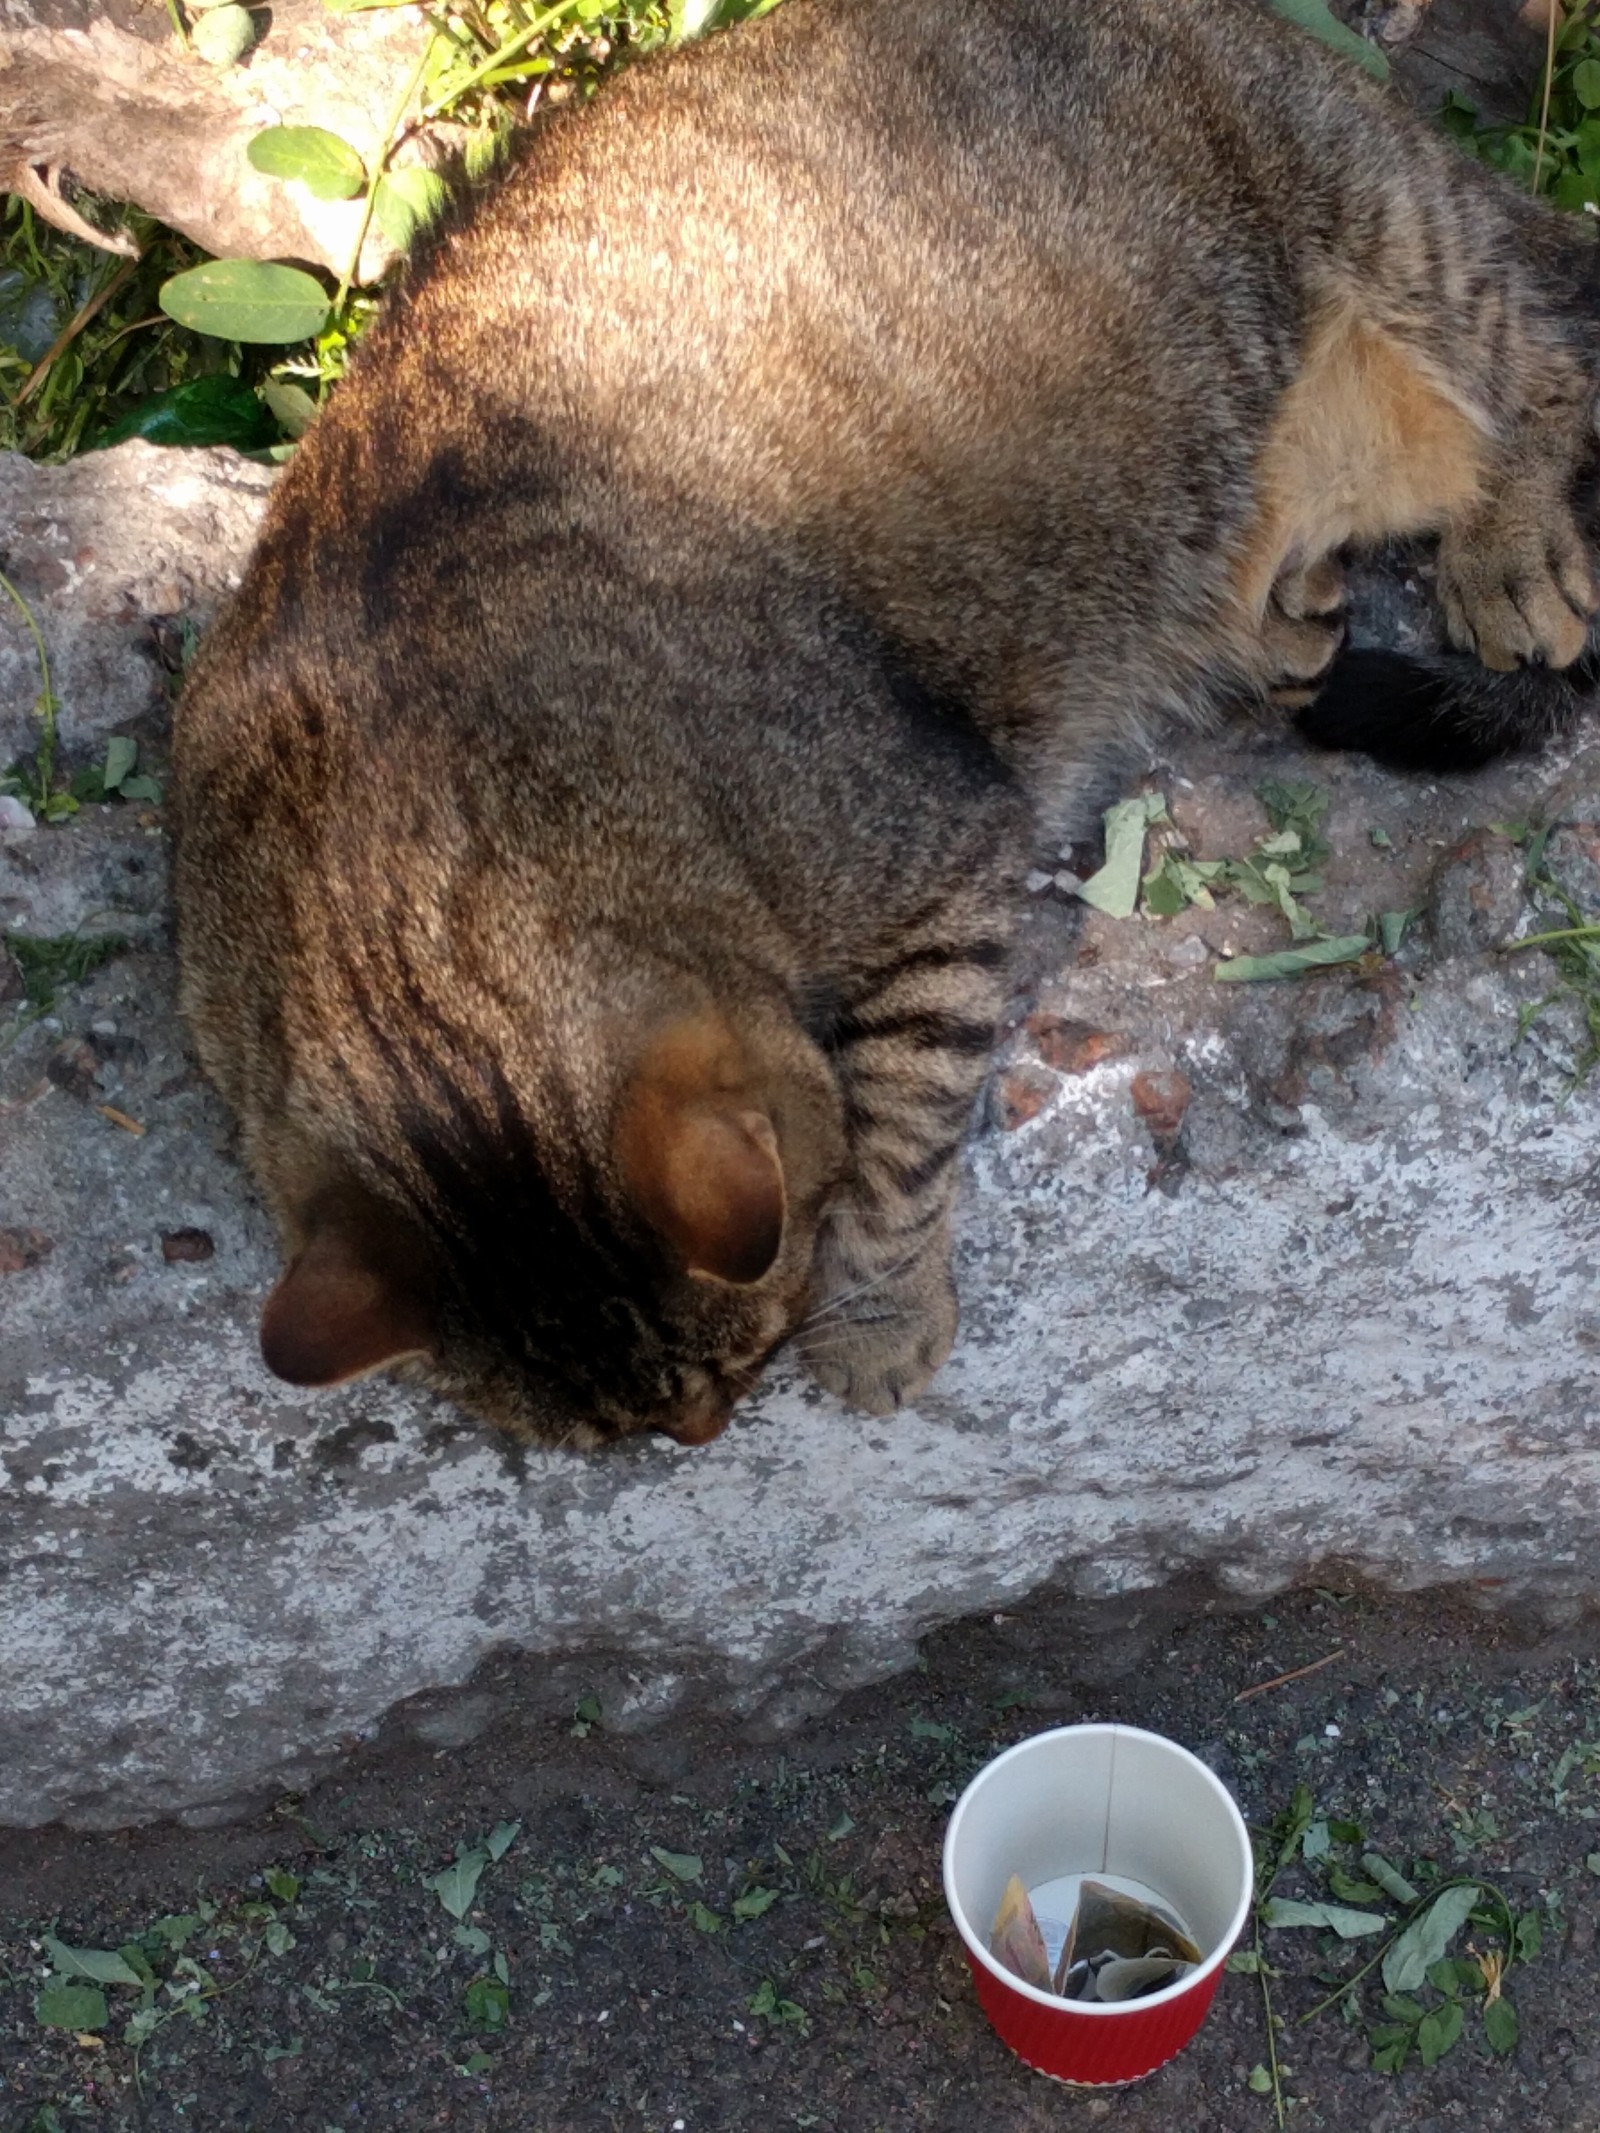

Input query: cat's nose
[659,1383,734,1446]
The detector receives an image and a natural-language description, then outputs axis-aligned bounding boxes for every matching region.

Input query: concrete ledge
[4,445,1600,1829]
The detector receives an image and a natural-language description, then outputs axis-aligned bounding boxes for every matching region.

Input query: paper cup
[942,1723,1253,2086]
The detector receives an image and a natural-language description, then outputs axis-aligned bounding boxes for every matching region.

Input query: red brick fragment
[0,1227,54,1275]
[1130,1069,1191,1142]
[994,1065,1055,1131]
[1027,1015,1128,1075]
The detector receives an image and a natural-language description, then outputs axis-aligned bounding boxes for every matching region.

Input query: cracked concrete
[3,442,1600,1830]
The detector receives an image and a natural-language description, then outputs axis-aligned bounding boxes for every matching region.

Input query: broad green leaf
[463,1974,509,2032]
[1247,2065,1274,2094]
[191,3,256,64]
[1361,1853,1419,1903]
[160,261,332,346]
[1379,908,1414,955]
[1267,0,1389,80]
[373,166,449,252]
[260,378,318,440]
[1382,1885,1480,1994]
[1214,935,1372,983]
[485,1819,521,1862]
[1483,1993,1519,2055]
[263,1919,295,1955]
[87,373,278,453]
[1417,1999,1464,2067]
[649,1846,703,1883]
[247,126,367,201]
[424,1848,488,1920]
[733,1885,779,1921]
[265,1867,299,1903]
[119,774,162,803]
[101,736,137,793]
[1262,1898,1389,1938]
[1076,793,1168,918]
[1575,57,1600,109]
[688,1901,723,1932]
[1327,1865,1384,1904]
[454,1922,492,1955]
[36,1980,110,2029]
[42,1936,143,1988]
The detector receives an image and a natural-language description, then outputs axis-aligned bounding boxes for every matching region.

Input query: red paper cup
[943,1723,1252,2086]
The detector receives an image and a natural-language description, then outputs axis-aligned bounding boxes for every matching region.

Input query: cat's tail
[1295,641,1600,772]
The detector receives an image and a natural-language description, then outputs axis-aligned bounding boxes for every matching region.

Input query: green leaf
[688,1901,723,1933]
[1513,1909,1543,1962]
[1076,793,1168,918]
[649,1847,703,1883]
[373,167,450,253]
[1247,2065,1274,2094]
[826,1814,855,1842]
[264,2037,303,2062]
[1266,0,1389,79]
[461,2049,493,2073]
[1215,935,1372,983]
[1382,1885,1480,1994]
[247,126,368,201]
[101,737,137,794]
[462,1974,509,2033]
[263,1919,295,1956]
[1361,1853,1419,1904]
[454,1922,491,1955]
[1379,908,1415,955]
[485,1820,521,1863]
[265,1867,300,1903]
[36,1980,110,2029]
[259,378,318,441]
[190,3,256,64]
[1417,1999,1464,2067]
[118,773,162,803]
[733,1885,780,1921]
[41,1936,144,1988]
[160,261,332,346]
[493,1949,509,1986]
[1483,1993,1519,2055]
[1327,1865,1384,1904]
[424,1849,488,1920]
[1370,2035,1409,2074]
[86,373,279,453]
[1263,1897,1389,1938]
[1141,860,1188,918]
[1574,57,1600,109]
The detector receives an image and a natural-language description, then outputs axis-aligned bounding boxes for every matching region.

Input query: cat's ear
[260,1225,436,1387]
[614,1017,786,1287]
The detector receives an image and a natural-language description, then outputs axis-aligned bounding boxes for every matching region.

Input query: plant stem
[1255,1913,1287,2129]
[0,565,58,810]
[1296,1875,1518,2026]
[421,0,579,117]
[332,33,442,322]
[1504,924,1600,950]
[1532,0,1560,196]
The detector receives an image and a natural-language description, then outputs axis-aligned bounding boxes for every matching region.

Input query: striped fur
[175,0,1600,1445]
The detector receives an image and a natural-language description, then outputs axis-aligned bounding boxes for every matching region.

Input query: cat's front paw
[798,1265,958,1416]
[1440,503,1597,672]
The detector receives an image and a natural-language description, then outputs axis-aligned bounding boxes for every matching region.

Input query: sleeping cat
[172,0,1600,1449]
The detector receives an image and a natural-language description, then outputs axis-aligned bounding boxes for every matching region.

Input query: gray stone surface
[4,443,1600,1830]
[1,0,435,279]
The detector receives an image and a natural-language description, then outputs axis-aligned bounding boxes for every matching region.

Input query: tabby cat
[173,0,1600,1448]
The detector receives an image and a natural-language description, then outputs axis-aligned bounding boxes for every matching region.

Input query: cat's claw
[1440,503,1597,672]
[799,1279,958,1417]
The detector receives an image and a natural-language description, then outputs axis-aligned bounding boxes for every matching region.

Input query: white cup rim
[942,1722,1255,2017]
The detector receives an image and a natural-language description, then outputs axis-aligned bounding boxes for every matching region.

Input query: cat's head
[249,1007,846,1448]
